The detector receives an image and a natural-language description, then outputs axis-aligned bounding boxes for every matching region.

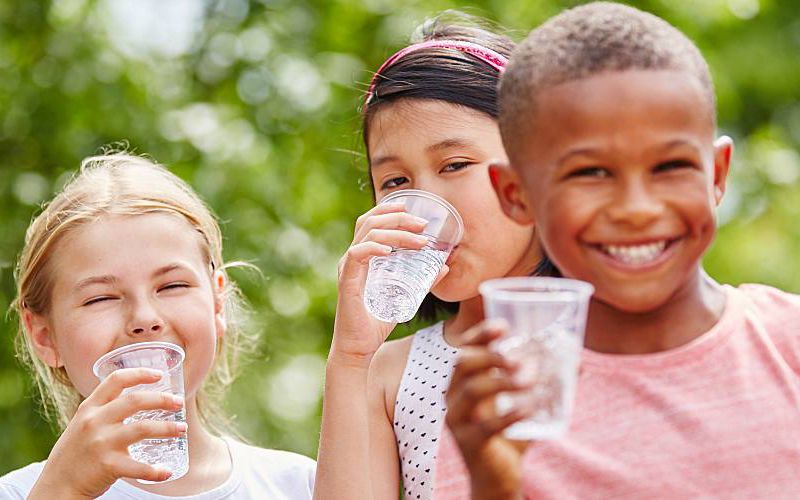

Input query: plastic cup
[479,277,594,440]
[363,189,464,323]
[92,341,188,483]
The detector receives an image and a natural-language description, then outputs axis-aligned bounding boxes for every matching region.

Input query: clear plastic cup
[363,189,464,323]
[479,277,594,440]
[92,341,188,483]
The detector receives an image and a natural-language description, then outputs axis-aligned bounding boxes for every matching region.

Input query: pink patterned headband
[366,39,508,104]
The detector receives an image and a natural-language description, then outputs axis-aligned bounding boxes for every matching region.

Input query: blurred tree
[0,0,798,474]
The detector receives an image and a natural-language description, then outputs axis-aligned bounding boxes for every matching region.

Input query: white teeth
[602,240,668,265]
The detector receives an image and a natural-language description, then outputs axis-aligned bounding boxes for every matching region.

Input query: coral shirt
[433,284,800,499]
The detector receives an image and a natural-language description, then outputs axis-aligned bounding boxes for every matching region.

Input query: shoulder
[229,439,316,490]
[370,322,443,383]
[735,283,800,318]
[0,462,45,499]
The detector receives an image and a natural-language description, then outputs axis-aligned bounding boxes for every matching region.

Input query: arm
[28,368,186,500]
[314,204,430,500]
[443,321,533,500]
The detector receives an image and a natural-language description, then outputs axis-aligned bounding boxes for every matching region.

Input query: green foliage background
[1,0,798,472]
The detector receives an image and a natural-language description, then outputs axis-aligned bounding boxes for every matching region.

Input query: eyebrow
[73,263,192,292]
[370,138,477,170]
[556,139,702,166]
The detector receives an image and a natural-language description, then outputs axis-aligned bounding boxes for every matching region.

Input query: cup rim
[380,189,464,244]
[92,341,186,378]
[479,277,595,303]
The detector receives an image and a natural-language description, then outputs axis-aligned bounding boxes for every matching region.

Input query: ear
[22,309,62,368]
[712,135,734,206]
[212,270,227,338]
[489,161,535,225]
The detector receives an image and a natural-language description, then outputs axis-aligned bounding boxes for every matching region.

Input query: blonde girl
[1,154,315,499]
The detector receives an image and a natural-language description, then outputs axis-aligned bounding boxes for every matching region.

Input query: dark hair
[362,13,554,321]
[499,1,715,163]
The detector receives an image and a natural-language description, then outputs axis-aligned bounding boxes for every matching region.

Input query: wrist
[326,348,374,371]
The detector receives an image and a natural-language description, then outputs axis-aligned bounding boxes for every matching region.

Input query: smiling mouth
[596,239,678,266]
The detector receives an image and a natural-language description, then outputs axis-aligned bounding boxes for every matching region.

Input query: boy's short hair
[499,1,715,161]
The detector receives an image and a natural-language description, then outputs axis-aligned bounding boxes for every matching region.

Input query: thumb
[432,263,450,287]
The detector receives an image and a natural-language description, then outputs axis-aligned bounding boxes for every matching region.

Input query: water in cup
[93,342,188,483]
[364,243,448,323]
[363,189,463,323]
[479,277,593,440]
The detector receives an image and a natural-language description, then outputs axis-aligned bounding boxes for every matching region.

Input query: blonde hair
[11,153,256,433]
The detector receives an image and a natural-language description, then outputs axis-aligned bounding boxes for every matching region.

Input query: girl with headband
[315,13,549,500]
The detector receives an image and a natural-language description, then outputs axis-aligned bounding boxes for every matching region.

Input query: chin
[431,276,479,304]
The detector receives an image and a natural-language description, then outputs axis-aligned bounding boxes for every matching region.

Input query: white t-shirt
[0,437,315,499]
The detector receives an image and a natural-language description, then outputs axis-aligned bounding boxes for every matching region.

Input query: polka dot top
[394,321,459,500]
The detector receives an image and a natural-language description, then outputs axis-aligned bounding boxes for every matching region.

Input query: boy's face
[494,70,732,313]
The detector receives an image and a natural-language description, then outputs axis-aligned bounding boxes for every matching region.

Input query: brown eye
[381,176,408,190]
[440,161,472,173]
[568,166,609,178]
[654,160,695,172]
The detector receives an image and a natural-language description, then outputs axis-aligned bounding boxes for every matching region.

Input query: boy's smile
[509,70,731,313]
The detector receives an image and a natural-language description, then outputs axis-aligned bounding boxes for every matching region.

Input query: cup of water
[479,277,594,440]
[363,189,464,323]
[92,341,188,483]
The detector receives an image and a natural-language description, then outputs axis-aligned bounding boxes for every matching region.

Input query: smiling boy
[433,3,800,498]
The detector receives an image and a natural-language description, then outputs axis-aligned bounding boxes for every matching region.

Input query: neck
[443,294,485,346]
[585,268,727,355]
[124,396,231,495]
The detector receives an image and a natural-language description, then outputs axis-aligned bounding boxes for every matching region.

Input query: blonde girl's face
[27,213,225,401]
[368,99,540,302]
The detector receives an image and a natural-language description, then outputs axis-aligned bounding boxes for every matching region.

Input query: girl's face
[26,213,225,401]
[368,99,539,303]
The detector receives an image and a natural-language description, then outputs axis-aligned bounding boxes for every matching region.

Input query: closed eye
[380,176,408,190]
[159,282,190,292]
[83,296,115,306]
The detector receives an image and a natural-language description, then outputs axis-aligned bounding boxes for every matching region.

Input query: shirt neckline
[579,284,742,372]
[111,436,243,499]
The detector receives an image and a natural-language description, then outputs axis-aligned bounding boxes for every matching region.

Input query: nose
[126,298,165,337]
[606,177,663,228]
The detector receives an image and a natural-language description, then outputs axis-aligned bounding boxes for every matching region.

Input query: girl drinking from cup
[315,13,547,500]
[0,154,315,499]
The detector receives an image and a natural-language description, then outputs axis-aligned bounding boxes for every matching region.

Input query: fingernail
[412,216,429,225]
[144,368,163,378]
[171,395,185,406]
[414,235,429,244]
[176,422,188,433]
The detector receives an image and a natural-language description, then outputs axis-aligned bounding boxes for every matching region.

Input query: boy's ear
[712,135,734,205]
[489,161,535,225]
[22,309,62,368]
[212,270,227,338]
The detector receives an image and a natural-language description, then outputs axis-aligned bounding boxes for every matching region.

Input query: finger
[456,408,530,444]
[104,391,185,423]
[89,368,165,406]
[353,202,408,233]
[353,212,429,243]
[359,229,429,251]
[461,319,509,347]
[115,455,175,483]
[338,241,393,281]
[446,372,522,425]
[449,347,514,389]
[116,419,189,447]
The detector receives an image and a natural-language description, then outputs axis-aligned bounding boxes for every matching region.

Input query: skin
[445,69,734,498]
[23,213,231,499]
[314,99,541,499]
